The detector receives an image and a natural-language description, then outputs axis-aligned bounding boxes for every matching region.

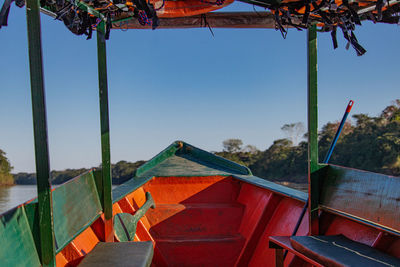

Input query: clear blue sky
[0,2,399,173]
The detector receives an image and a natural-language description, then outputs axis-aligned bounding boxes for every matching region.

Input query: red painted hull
[55,175,400,266]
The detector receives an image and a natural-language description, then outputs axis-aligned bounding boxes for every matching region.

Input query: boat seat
[269,235,400,267]
[79,191,156,266]
[78,241,153,267]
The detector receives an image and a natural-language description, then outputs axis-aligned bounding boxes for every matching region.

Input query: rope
[138,10,152,26]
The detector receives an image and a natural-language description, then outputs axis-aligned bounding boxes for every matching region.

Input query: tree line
[5,160,145,185]
[1,100,399,185]
[218,100,400,183]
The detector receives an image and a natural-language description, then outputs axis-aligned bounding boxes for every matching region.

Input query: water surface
[0,184,119,214]
[0,185,37,214]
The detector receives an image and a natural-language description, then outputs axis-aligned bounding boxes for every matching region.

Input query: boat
[0,0,399,265]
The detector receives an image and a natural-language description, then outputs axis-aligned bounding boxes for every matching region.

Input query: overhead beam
[112,12,289,29]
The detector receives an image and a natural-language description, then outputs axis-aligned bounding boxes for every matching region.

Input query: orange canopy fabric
[150,0,234,18]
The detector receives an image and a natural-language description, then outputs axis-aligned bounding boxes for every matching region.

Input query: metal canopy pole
[25,0,56,265]
[97,21,114,242]
[307,24,320,236]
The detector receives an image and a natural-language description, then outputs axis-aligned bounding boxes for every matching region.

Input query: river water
[0,185,121,214]
[0,185,38,214]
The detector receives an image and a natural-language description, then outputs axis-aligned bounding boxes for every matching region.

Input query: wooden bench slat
[78,241,153,267]
[290,235,400,267]
[268,236,324,267]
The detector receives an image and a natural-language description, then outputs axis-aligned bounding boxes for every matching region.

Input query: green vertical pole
[307,24,320,236]
[97,22,114,242]
[25,0,56,265]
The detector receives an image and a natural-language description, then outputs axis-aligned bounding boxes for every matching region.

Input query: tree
[381,99,400,122]
[243,145,259,154]
[0,149,14,185]
[251,100,400,183]
[318,120,353,162]
[216,141,261,167]
[223,139,243,153]
[112,160,146,184]
[281,122,305,146]
[250,138,308,183]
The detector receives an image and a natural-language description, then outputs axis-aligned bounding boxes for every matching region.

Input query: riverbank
[9,160,146,186]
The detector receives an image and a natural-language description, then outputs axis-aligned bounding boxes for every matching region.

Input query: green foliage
[328,105,400,175]
[249,139,308,182]
[0,149,14,185]
[13,160,146,185]
[222,139,243,153]
[223,100,400,183]
[216,141,262,167]
[112,160,146,184]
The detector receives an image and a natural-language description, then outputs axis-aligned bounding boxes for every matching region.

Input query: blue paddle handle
[323,100,354,164]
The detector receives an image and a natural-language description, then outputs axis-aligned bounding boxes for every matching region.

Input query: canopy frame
[25,3,321,264]
[26,1,114,265]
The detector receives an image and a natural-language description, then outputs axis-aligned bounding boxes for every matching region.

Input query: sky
[0,2,399,173]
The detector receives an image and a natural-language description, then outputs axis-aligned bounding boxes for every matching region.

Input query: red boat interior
[55,173,400,266]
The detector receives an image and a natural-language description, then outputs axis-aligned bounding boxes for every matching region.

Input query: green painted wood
[24,201,41,260]
[113,141,307,204]
[307,24,320,235]
[138,155,244,178]
[52,171,102,252]
[114,192,155,241]
[320,165,400,235]
[113,176,154,204]
[179,142,252,175]
[135,141,182,177]
[135,141,251,178]
[0,207,41,266]
[307,25,318,175]
[114,213,139,242]
[25,0,56,264]
[72,0,105,20]
[93,169,104,207]
[97,22,113,224]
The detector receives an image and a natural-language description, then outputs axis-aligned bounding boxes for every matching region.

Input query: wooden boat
[1,140,400,266]
[0,0,400,265]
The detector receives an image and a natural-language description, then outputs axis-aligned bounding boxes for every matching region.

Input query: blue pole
[323,100,354,164]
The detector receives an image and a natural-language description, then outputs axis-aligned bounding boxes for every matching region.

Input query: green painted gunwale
[112,141,308,203]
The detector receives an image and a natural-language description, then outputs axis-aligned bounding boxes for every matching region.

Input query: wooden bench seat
[79,191,156,266]
[79,241,153,267]
[269,236,324,267]
[268,165,400,266]
[269,235,400,267]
